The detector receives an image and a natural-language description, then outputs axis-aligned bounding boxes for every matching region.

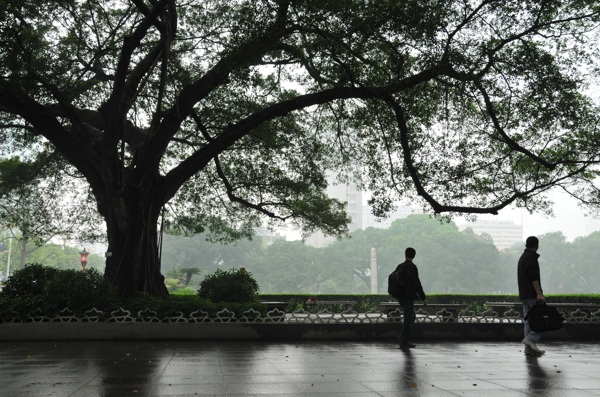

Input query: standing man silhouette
[518,236,545,355]
[395,247,427,348]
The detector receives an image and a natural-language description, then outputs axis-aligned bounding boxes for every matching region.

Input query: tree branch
[386,97,590,215]
[475,81,556,170]
[213,155,286,221]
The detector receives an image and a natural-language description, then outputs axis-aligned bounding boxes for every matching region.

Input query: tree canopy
[1,0,599,295]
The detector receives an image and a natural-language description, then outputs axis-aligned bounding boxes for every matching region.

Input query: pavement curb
[1,322,598,341]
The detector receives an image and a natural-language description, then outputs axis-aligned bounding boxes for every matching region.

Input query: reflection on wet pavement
[0,340,598,396]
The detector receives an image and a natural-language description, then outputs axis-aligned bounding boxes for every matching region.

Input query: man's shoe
[400,341,416,348]
[524,346,543,356]
[522,338,545,355]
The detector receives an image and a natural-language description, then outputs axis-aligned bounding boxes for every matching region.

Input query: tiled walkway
[0,340,598,396]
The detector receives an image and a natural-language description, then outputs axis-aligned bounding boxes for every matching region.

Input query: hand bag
[524,302,564,332]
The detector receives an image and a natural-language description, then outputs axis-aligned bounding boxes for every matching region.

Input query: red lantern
[79,248,90,271]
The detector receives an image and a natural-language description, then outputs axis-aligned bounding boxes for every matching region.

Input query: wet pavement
[0,340,598,396]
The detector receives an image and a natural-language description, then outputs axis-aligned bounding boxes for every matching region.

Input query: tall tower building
[305,176,363,248]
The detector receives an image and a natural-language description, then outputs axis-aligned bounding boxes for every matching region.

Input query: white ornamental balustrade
[0,302,599,324]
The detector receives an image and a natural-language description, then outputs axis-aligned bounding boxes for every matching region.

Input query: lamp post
[0,236,14,279]
[370,247,378,294]
[0,243,6,281]
[6,236,12,278]
[79,248,89,271]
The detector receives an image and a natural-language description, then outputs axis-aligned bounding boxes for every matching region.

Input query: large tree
[1,1,599,295]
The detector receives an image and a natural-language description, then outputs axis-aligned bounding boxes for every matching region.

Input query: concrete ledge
[1,322,598,341]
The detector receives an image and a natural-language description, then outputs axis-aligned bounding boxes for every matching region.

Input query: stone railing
[1,303,599,324]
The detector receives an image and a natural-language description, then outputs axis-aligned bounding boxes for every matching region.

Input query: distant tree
[11,243,104,272]
[164,265,203,291]
[160,233,263,276]
[323,227,394,294]
[534,232,570,294]
[556,232,600,293]
[0,157,101,270]
[423,227,499,293]
[179,267,201,287]
[29,244,74,270]
[375,215,500,294]
[254,240,323,293]
[495,231,599,295]
[318,214,502,294]
[160,234,220,275]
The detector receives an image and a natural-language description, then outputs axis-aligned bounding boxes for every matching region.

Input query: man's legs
[399,300,416,347]
[522,298,544,355]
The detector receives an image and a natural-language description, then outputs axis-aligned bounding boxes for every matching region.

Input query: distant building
[255,227,286,245]
[305,177,363,248]
[362,205,421,229]
[329,181,363,232]
[583,219,600,237]
[459,219,523,250]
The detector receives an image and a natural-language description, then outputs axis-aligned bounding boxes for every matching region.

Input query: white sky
[445,187,600,242]
[284,188,600,243]
[390,188,600,241]
[490,191,600,242]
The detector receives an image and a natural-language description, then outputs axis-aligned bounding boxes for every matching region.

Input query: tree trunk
[101,189,169,297]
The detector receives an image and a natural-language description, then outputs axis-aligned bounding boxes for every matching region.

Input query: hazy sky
[462,190,600,242]
[284,189,600,243]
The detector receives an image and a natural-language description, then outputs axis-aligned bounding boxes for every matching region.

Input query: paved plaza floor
[0,340,598,396]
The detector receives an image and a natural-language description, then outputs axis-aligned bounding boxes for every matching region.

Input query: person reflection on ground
[526,355,550,391]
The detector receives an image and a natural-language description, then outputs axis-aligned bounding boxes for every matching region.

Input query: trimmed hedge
[258,293,600,313]
[2,265,598,318]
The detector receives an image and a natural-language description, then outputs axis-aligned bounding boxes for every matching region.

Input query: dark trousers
[399,300,416,342]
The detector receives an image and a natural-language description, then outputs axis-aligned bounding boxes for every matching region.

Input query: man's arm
[532,280,544,302]
[412,267,427,304]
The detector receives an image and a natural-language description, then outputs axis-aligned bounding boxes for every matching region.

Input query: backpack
[387,264,406,299]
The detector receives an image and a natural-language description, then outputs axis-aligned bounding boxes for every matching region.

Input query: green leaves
[198,268,260,303]
[0,157,35,193]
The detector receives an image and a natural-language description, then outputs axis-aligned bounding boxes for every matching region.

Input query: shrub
[1,264,116,315]
[43,268,116,314]
[2,263,59,296]
[1,265,265,319]
[198,268,259,303]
